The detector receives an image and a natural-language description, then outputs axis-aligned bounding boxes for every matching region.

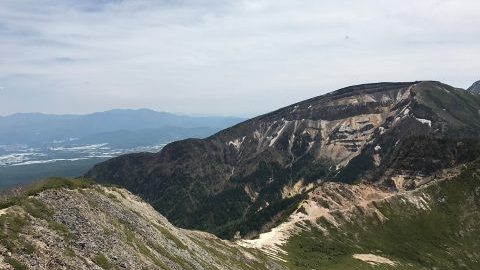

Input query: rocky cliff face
[468,80,480,95]
[265,161,480,269]
[0,179,283,270]
[86,81,480,239]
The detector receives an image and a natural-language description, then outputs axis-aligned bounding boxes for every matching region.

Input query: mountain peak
[87,80,480,241]
[467,80,480,95]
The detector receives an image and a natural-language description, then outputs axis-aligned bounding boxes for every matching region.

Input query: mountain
[467,80,480,95]
[0,178,283,270]
[86,81,480,240]
[0,109,244,146]
[3,165,480,269]
[0,109,244,189]
[242,160,480,269]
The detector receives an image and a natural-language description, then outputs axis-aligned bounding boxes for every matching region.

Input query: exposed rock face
[279,161,480,269]
[239,165,462,256]
[467,80,480,95]
[0,183,283,270]
[86,81,480,239]
[238,181,393,257]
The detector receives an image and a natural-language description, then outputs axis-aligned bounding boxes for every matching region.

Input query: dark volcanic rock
[86,81,480,239]
[467,80,480,95]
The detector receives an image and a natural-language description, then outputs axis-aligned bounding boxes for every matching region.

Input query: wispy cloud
[0,0,479,116]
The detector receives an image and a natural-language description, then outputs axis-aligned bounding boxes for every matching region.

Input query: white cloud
[0,0,479,116]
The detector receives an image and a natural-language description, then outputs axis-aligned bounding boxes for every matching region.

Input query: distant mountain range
[0,109,244,188]
[0,109,244,147]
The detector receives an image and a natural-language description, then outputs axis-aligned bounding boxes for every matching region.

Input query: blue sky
[0,0,479,117]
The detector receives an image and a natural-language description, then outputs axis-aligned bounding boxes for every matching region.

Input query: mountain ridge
[0,109,245,145]
[0,178,284,269]
[467,80,480,95]
[86,81,480,239]
[3,160,480,269]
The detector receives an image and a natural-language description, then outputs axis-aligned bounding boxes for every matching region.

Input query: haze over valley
[0,109,243,187]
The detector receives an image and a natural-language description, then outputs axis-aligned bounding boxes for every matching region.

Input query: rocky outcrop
[281,161,480,269]
[86,81,480,239]
[0,180,283,270]
[467,80,480,95]
[239,165,462,257]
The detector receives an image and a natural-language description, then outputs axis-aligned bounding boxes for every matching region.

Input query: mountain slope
[2,165,480,270]
[266,160,480,270]
[86,81,480,239]
[0,178,283,270]
[467,80,480,95]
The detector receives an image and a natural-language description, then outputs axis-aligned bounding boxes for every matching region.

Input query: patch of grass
[0,177,96,212]
[102,225,113,236]
[19,240,35,254]
[20,198,52,219]
[64,247,75,257]
[48,220,75,241]
[4,256,28,270]
[0,214,29,251]
[150,242,194,270]
[151,222,188,250]
[121,223,169,269]
[18,197,74,242]
[93,253,115,270]
[25,177,96,197]
[124,227,136,244]
[0,197,20,210]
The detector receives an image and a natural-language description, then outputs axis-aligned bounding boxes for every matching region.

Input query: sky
[0,0,479,117]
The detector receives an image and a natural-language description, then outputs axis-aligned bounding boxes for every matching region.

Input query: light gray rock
[0,185,285,270]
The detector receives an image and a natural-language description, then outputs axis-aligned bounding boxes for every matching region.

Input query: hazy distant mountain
[0,109,244,146]
[0,109,244,188]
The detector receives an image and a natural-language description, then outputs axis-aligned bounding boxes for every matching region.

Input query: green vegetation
[4,256,28,270]
[20,198,52,219]
[175,156,333,239]
[0,177,92,261]
[415,81,480,129]
[64,247,76,257]
[0,177,95,211]
[93,253,115,270]
[121,223,169,269]
[151,221,188,250]
[0,214,29,252]
[25,177,96,196]
[284,160,480,269]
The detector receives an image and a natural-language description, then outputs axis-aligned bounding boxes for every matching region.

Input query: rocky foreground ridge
[0,178,283,270]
